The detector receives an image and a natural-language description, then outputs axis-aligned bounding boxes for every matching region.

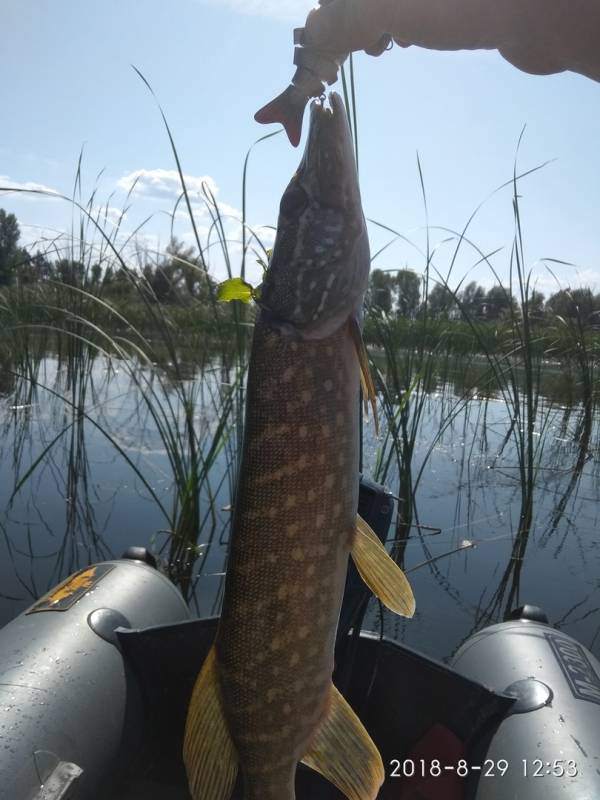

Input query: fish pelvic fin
[183,645,239,800]
[301,682,384,800]
[352,514,416,618]
[348,316,379,436]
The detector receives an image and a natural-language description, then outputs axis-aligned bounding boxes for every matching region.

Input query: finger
[499,44,566,77]
[303,0,393,55]
[386,0,518,51]
[364,34,393,57]
[304,0,520,53]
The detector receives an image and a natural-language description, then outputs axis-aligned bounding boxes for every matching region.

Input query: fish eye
[280,185,308,216]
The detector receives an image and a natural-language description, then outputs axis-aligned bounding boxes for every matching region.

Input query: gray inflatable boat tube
[0,555,190,800]
[450,608,600,799]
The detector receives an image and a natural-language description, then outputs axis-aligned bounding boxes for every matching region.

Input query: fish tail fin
[352,514,416,617]
[184,645,239,800]
[301,683,384,800]
[254,85,307,147]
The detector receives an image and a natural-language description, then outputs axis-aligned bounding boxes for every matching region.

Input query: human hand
[303,0,600,82]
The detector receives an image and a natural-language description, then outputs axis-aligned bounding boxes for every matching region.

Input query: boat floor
[109,620,511,799]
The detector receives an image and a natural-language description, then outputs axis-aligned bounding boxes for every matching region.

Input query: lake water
[1,354,598,662]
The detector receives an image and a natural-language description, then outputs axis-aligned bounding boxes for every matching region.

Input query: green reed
[2,67,598,616]
[0,90,276,601]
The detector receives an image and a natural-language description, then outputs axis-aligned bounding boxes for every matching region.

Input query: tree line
[2,208,599,327]
[369,268,600,327]
[0,208,215,304]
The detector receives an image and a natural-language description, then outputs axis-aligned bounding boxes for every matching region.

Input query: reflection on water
[0,353,598,662]
[364,392,600,659]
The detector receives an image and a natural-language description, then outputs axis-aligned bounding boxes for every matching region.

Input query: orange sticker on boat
[27,564,115,613]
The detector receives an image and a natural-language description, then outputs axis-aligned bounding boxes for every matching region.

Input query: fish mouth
[300,92,356,184]
[307,91,347,136]
[310,89,343,119]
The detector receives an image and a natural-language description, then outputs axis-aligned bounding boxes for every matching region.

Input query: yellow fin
[183,645,238,800]
[301,683,384,800]
[352,514,416,617]
[348,316,379,435]
[217,276,255,303]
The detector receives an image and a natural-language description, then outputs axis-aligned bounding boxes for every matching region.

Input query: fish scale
[183,92,415,800]
[217,321,359,797]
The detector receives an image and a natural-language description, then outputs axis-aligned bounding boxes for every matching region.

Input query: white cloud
[529,265,600,297]
[2,162,266,282]
[116,168,218,200]
[213,200,243,220]
[253,225,276,247]
[18,223,69,256]
[0,175,59,196]
[200,0,314,21]
[174,201,242,226]
[91,206,128,226]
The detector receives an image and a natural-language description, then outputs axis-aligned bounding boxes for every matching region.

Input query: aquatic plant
[0,82,277,605]
[1,64,598,658]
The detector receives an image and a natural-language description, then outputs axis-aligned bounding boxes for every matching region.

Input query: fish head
[259,92,370,340]
[254,19,391,146]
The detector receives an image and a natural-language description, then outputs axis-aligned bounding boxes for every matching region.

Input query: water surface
[1,354,598,662]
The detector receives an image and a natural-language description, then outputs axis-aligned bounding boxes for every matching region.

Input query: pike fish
[255,2,391,146]
[184,92,414,800]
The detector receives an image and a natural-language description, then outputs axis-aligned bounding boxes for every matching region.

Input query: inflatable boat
[0,483,598,799]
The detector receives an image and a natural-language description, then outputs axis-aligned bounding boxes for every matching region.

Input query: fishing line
[405,532,516,574]
[359,390,364,471]
[363,599,386,710]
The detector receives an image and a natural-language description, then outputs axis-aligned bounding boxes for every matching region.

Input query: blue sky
[2,0,599,297]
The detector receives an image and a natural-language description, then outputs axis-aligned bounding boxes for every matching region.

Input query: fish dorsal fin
[301,683,384,800]
[184,645,239,800]
[348,316,379,435]
[351,514,416,617]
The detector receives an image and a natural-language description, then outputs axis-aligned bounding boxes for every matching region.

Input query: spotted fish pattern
[217,322,359,798]
[184,93,414,800]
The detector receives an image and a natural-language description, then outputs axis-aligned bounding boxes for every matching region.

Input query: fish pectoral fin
[351,514,416,618]
[301,683,384,800]
[348,316,379,436]
[183,645,238,800]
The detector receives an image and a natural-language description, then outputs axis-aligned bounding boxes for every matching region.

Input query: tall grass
[0,72,278,603]
[1,67,598,629]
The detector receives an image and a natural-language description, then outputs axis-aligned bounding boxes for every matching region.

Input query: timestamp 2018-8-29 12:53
[389,758,579,779]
